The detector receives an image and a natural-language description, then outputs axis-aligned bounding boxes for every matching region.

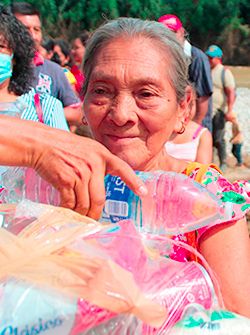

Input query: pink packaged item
[0,201,217,335]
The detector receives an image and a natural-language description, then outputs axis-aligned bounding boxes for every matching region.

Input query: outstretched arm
[0,115,147,219]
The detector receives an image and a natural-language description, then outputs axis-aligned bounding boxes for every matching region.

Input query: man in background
[205,45,236,171]
[11,2,83,127]
[158,14,213,132]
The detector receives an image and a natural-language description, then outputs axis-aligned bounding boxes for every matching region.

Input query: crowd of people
[0,1,250,324]
[3,3,243,170]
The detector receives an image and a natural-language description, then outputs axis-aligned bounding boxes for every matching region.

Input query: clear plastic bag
[1,201,250,334]
[0,201,219,335]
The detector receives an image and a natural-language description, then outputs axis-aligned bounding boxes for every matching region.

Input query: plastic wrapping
[0,201,250,334]
[0,201,217,334]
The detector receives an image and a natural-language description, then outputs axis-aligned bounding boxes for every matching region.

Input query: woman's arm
[200,218,250,317]
[195,129,213,164]
[0,115,147,218]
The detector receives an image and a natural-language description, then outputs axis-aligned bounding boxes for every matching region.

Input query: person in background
[10,1,83,128]
[205,44,236,172]
[0,6,68,131]
[41,38,55,60]
[158,14,213,132]
[165,88,213,164]
[71,31,92,136]
[230,113,244,167]
[53,39,77,90]
[71,30,90,97]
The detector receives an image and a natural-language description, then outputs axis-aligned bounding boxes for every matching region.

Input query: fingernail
[138,185,148,196]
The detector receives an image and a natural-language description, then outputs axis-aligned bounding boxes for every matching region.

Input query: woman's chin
[112,151,143,170]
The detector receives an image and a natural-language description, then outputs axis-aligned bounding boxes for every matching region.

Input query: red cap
[158,14,183,32]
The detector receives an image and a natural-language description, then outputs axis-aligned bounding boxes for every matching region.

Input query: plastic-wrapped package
[0,201,250,334]
[0,201,217,334]
[168,303,250,335]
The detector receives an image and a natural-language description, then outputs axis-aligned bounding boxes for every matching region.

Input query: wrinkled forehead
[93,36,173,69]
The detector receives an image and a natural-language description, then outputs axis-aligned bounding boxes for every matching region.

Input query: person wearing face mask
[10,1,83,128]
[158,14,213,133]
[0,6,68,130]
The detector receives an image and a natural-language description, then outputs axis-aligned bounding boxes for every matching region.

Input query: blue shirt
[18,89,69,131]
[32,59,80,107]
[189,46,213,132]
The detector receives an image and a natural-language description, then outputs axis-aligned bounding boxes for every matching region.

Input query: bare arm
[224,87,236,121]
[200,218,250,317]
[0,115,147,219]
[193,96,209,124]
[195,130,213,164]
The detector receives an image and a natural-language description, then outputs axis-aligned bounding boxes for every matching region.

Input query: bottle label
[102,175,132,223]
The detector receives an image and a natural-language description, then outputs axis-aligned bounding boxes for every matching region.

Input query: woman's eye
[139,91,154,98]
[94,88,107,95]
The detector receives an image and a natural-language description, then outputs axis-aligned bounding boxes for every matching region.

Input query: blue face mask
[0,53,13,85]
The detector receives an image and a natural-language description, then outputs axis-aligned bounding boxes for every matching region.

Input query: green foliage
[3,0,250,63]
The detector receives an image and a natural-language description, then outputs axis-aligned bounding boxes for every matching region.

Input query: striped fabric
[18,89,69,131]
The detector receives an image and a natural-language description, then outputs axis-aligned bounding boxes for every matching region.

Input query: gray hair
[82,17,190,102]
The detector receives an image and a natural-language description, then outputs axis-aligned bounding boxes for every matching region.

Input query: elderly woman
[0,7,68,130]
[81,18,250,317]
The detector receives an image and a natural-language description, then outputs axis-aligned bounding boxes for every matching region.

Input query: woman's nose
[107,93,138,126]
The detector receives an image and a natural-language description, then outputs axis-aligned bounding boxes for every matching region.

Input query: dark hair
[78,30,90,47]
[54,39,70,57]
[10,2,40,18]
[54,39,72,67]
[42,38,55,53]
[0,6,35,95]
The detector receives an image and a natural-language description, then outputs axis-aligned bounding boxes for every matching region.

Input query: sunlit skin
[14,14,42,50]
[71,38,85,66]
[84,37,191,171]
[208,56,222,69]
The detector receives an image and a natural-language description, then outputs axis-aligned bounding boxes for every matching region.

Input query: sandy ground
[221,154,250,182]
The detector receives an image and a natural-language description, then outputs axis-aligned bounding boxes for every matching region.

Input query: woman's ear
[173,85,193,133]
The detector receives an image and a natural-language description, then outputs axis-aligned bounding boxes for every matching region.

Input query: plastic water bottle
[101,171,222,235]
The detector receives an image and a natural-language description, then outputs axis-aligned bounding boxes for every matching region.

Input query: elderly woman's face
[84,37,187,169]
